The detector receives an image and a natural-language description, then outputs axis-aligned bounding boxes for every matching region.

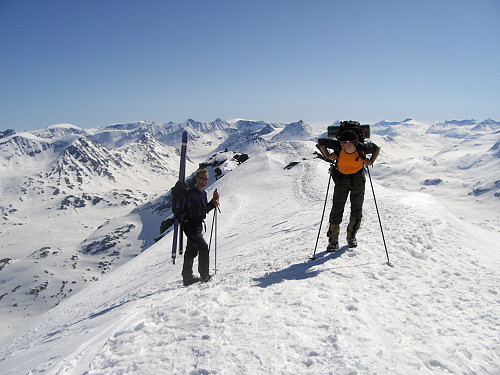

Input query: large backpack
[156,181,189,240]
[328,120,370,143]
[316,121,368,169]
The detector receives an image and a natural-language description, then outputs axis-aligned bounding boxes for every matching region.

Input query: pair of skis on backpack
[153,131,189,262]
[171,131,189,265]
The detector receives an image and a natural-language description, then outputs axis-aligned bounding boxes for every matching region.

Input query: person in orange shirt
[318,130,381,251]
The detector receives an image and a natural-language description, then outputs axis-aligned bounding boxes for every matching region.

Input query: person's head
[338,130,359,149]
[195,168,209,190]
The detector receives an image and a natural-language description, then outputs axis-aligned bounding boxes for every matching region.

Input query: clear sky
[1,0,499,131]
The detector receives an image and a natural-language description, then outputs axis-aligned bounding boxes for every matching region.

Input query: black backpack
[316,121,368,168]
[156,181,189,240]
[328,120,370,143]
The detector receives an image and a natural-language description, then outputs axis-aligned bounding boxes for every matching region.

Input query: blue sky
[1,0,499,131]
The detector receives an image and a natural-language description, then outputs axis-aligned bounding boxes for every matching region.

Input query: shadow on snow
[253,246,349,288]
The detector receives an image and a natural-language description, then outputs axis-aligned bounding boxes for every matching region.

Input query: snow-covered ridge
[0,118,306,337]
[426,118,500,138]
[0,122,499,374]
[0,116,499,355]
[35,123,88,139]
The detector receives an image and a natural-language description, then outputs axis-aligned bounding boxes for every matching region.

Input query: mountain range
[0,117,499,352]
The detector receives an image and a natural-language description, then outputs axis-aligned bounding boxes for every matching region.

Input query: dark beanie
[338,130,357,142]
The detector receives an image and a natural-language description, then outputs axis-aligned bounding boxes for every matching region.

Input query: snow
[0,119,500,374]
[46,123,82,130]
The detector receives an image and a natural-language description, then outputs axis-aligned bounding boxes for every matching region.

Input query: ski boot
[183,276,200,286]
[327,241,340,252]
[346,216,361,248]
[182,257,200,286]
[347,238,358,248]
[200,274,212,283]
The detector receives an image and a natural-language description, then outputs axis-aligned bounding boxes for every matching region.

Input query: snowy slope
[370,118,500,230]
[0,118,279,336]
[0,125,186,336]
[1,133,499,374]
[270,120,318,142]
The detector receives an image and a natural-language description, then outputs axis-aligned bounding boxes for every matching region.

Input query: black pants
[329,171,366,225]
[182,224,210,279]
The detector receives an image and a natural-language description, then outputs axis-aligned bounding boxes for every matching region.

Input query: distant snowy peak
[371,118,499,140]
[472,118,500,132]
[443,119,477,126]
[118,133,179,175]
[0,133,54,161]
[89,123,160,149]
[49,137,128,187]
[257,124,275,136]
[270,120,318,142]
[121,132,175,157]
[427,119,500,138]
[47,133,181,189]
[234,119,282,132]
[216,130,269,153]
[102,121,156,131]
[374,118,414,127]
[87,119,235,150]
[35,124,88,139]
[0,129,16,139]
[182,118,230,132]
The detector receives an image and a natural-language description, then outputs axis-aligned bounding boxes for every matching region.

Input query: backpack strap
[355,144,365,161]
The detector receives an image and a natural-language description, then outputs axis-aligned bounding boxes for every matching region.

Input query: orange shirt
[337,150,364,175]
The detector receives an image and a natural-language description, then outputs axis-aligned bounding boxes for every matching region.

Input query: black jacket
[184,187,216,228]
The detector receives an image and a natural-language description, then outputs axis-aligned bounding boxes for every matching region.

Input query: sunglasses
[196,176,208,181]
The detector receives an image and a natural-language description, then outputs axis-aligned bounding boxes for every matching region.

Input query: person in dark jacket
[317,130,380,251]
[182,168,220,286]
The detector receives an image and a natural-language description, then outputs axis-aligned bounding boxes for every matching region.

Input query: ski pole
[366,166,394,267]
[208,209,215,251]
[216,188,221,213]
[214,208,218,274]
[310,164,333,260]
[208,206,218,273]
[214,189,219,273]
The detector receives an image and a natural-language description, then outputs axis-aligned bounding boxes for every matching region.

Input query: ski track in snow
[1,142,500,374]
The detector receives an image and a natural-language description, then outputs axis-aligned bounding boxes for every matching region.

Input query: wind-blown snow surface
[1,138,500,374]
